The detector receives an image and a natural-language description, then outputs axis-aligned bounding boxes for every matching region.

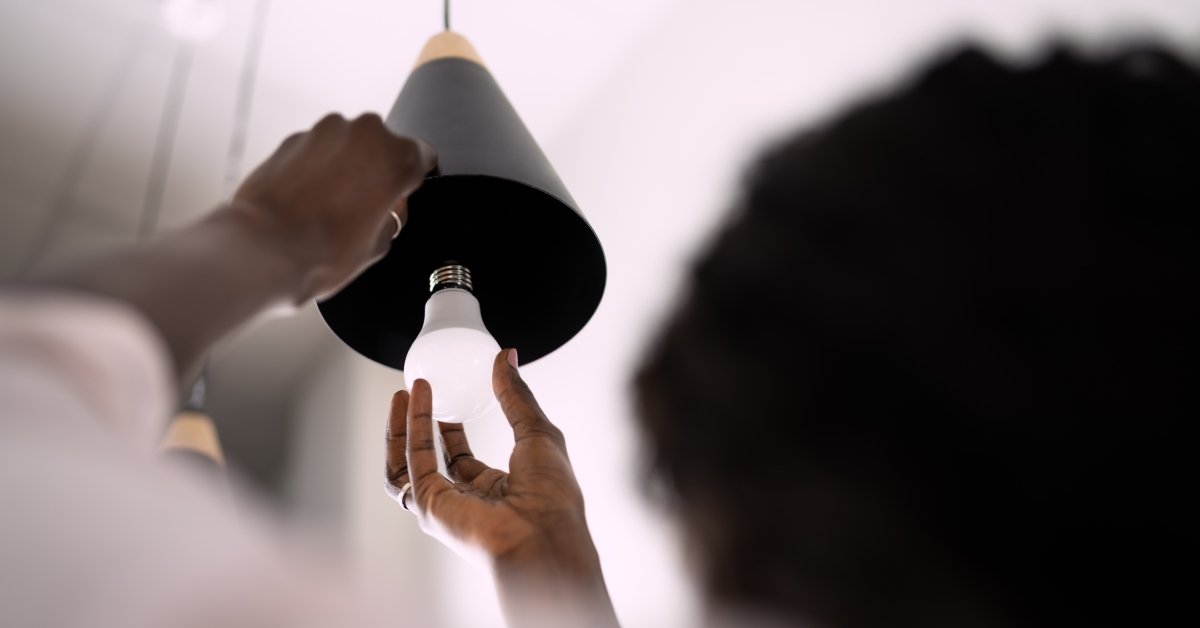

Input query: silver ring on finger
[389,211,403,239]
[398,482,413,511]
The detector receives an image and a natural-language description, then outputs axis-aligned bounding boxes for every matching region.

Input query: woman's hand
[385,349,620,628]
[232,112,437,303]
[39,112,436,380]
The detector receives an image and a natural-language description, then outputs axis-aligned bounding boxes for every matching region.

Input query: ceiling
[0,0,679,489]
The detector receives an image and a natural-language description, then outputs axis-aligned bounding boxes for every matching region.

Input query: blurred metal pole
[15,26,148,277]
[137,43,194,241]
[222,0,272,201]
[163,0,274,482]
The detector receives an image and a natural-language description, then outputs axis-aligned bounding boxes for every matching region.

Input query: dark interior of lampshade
[317,175,607,369]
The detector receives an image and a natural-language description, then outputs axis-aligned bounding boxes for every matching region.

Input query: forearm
[492,523,620,628]
[39,202,307,380]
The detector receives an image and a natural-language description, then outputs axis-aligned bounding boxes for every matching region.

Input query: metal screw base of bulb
[430,263,473,294]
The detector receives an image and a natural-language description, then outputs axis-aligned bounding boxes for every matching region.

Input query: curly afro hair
[635,45,1197,628]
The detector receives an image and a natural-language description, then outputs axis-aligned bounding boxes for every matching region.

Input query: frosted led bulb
[403,265,501,423]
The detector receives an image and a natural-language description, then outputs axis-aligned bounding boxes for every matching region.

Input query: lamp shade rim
[317,174,606,370]
[421,172,593,223]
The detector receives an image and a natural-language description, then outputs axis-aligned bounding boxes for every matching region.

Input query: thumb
[492,349,559,443]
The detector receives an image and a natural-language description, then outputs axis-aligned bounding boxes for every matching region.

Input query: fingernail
[506,348,519,369]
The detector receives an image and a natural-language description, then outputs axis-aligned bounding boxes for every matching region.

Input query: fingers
[384,390,410,504]
[412,138,438,175]
[304,113,349,152]
[438,421,493,484]
[391,196,409,230]
[346,112,437,189]
[376,197,407,253]
[388,135,437,196]
[315,113,438,197]
[313,111,348,134]
[493,349,565,446]
[349,115,435,239]
[406,379,453,512]
[370,201,403,261]
[276,130,307,156]
[236,111,437,304]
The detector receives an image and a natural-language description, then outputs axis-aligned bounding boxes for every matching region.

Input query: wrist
[492,516,602,578]
[491,517,619,627]
[213,201,319,305]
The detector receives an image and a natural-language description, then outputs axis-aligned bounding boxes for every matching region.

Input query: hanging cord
[187,0,273,414]
[186,367,207,411]
[161,360,232,492]
[137,43,194,241]
[147,0,273,412]
[14,26,149,278]
[444,0,450,31]
[222,0,272,201]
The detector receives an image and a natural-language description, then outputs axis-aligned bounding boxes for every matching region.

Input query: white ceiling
[0,0,681,266]
[0,0,681,488]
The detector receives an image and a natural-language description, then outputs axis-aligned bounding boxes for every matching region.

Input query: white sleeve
[0,292,411,627]
[0,291,175,451]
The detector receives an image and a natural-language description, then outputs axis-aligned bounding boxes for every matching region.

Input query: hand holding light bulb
[386,349,621,628]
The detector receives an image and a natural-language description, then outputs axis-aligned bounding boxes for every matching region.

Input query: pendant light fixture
[318,20,606,369]
[159,0,270,476]
[160,372,229,487]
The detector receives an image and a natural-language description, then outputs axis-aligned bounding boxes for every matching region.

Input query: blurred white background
[1,1,1196,626]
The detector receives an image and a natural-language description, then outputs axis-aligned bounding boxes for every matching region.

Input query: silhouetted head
[635,45,1196,628]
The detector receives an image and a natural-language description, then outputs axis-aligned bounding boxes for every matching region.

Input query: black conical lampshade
[318,32,606,368]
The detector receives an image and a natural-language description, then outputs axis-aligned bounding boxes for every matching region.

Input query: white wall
[286,344,454,626]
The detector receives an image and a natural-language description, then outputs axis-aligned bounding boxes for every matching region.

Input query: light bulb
[162,0,227,43]
[403,265,501,423]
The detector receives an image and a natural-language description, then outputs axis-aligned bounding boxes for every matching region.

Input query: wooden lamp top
[414,31,485,69]
[159,410,226,466]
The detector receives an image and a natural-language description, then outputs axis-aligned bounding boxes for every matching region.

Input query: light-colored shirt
[0,292,397,627]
